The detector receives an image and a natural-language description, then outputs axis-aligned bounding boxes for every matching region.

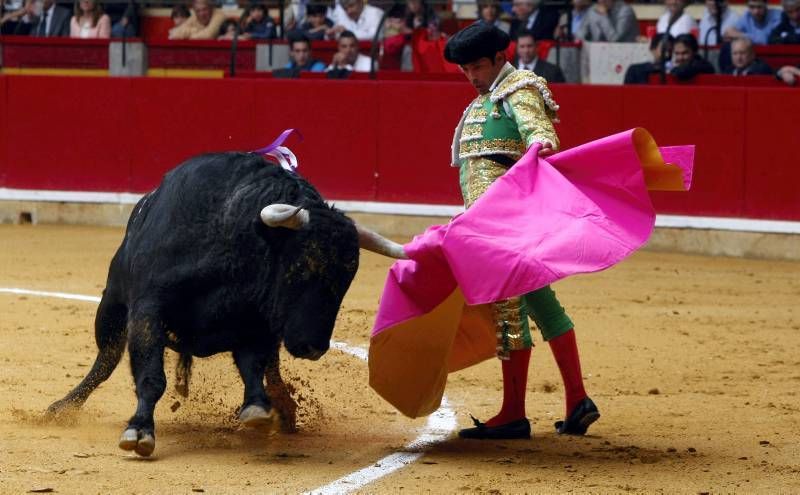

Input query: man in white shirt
[656,0,698,37]
[326,30,373,72]
[329,0,383,41]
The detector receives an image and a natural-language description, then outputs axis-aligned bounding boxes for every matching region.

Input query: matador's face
[460,53,506,95]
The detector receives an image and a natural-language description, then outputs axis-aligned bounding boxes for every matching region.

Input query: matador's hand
[538,142,555,156]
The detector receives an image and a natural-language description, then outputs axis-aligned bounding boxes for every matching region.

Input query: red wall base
[0,75,798,220]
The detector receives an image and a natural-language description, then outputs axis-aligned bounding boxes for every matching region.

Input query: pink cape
[368,128,694,418]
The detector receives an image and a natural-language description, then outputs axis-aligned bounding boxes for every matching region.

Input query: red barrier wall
[252,80,379,200]
[148,40,256,70]
[1,74,798,221]
[621,86,748,217]
[375,81,473,204]
[0,36,109,69]
[128,77,259,190]
[650,74,788,87]
[5,76,133,191]
[743,89,800,220]
[0,75,7,186]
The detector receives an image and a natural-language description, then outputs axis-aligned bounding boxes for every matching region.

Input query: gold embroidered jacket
[451,63,560,167]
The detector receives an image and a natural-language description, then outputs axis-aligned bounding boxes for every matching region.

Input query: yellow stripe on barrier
[0,68,109,77]
[145,68,224,79]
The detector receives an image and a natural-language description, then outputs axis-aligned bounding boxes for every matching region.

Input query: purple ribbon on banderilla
[253,128,303,172]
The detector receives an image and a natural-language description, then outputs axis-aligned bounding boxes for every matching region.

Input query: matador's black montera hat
[444,23,511,65]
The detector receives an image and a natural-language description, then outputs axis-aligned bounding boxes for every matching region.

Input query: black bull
[46,152,406,457]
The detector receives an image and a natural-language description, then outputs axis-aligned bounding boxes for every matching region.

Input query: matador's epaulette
[489,70,560,118]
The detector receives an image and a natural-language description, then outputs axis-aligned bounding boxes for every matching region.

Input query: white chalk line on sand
[1,287,102,303]
[0,287,457,495]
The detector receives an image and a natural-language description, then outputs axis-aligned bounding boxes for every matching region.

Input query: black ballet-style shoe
[554,397,600,435]
[458,415,531,440]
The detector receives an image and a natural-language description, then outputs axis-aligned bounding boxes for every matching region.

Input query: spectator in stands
[624,33,672,84]
[509,0,559,41]
[405,0,437,31]
[217,18,238,39]
[656,0,697,38]
[725,36,774,74]
[574,0,638,42]
[170,3,191,30]
[281,0,306,33]
[327,29,372,72]
[383,2,407,37]
[514,30,565,82]
[1,0,26,34]
[70,0,110,38]
[238,3,277,40]
[169,0,226,40]
[724,0,782,45]
[776,64,800,84]
[1,0,23,31]
[670,33,715,80]
[1,0,35,34]
[329,0,383,41]
[30,0,71,36]
[1,0,21,16]
[283,32,326,72]
[295,4,333,41]
[476,0,510,34]
[699,0,738,46]
[108,0,137,38]
[769,0,800,44]
[377,2,429,70]
[555,0,590,41]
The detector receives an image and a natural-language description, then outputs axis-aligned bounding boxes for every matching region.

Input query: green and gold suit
[451,63,573,359]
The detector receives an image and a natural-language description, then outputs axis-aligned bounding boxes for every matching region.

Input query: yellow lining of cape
[632,128,687,192]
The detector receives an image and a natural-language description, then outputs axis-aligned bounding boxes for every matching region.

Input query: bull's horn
[356,223,408,259]
[260,204,310,230]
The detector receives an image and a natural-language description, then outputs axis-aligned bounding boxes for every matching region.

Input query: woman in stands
[70,0,110,38]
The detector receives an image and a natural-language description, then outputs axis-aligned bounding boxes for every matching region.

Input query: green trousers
[523,286,574,342]
[460,157,574,355]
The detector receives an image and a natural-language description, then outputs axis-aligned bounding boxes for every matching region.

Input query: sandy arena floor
[1,224,799,494]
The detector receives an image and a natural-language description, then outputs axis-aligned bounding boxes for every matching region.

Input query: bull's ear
[260,204,310,230]
[355,223,408,259]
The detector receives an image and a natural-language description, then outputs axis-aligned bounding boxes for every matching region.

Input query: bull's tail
[46,293,128,416]
[174,353,193,398]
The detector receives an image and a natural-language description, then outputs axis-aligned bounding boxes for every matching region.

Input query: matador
[445,23,600,440]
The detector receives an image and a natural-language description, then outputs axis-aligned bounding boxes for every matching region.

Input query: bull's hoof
[119,428,156,457]
[239,405,280,433]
